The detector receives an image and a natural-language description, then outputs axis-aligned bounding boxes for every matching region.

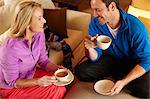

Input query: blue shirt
[88,9,150,71]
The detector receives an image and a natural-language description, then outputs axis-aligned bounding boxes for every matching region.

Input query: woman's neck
[25,30,35,46]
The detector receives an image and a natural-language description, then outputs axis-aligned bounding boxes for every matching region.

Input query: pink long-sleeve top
[0,32,52,89]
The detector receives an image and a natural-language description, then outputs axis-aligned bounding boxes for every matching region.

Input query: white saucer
[53,70,74,86]
[94,79,114,95]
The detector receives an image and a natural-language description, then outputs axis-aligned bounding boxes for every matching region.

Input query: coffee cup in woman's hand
[54,69,70,82]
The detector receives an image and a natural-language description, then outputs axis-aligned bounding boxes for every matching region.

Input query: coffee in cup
[56,71,68,77]
[54,69,69,82]
[96,35,112,50]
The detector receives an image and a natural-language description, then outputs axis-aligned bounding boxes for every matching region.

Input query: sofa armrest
[0,0,4,7]
[66,10,91,37]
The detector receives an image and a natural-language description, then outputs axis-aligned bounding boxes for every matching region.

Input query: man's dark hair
[102,0,119,9]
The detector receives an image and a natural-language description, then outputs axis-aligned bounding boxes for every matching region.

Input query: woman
[0,1,66,99]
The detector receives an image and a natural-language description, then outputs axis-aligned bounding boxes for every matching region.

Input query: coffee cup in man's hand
[96,35,112,50]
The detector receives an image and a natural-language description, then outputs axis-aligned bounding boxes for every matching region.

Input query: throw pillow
[0,5,11,35]
[138,16,150,35]
[127,5,150,19]
[4,0,55,9]
[0,0,4,6]
[44,8,68,38]
[132,0,150,11]
[1,0,56,34]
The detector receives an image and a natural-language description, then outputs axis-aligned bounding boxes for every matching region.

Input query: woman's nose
[43,17,46,23]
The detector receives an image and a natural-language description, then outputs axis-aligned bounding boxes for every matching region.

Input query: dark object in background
[44,8,68,38]
[44,26,74,71]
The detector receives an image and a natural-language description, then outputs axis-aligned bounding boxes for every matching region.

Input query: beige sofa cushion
[35,0,55,9]
[0,0,4,6]
[49,49,64,65]
[132,0,150,11]
[0,5,11,35]
[65,29,84,51]
[127,5,150,18]
[0,0,55,35]
[4,0,55,9]
[0,29,10,44]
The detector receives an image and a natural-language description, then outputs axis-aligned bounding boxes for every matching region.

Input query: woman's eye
[38,16,42,20]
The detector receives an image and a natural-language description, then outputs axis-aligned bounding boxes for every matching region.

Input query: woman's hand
[57,65,65,69]
[37,75,58,86]
[107,80,126,96]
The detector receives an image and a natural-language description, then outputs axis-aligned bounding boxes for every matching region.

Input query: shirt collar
[22,32,38,47]
[118,8,128,32]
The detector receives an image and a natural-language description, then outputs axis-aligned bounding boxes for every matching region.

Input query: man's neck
[107,9,121,29]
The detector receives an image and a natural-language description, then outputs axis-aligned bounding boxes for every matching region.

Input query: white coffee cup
[96,35,112,50]
[54,69,69,82]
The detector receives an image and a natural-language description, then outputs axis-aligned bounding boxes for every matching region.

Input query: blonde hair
[9,1,42,38]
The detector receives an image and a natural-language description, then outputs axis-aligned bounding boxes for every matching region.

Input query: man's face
[91,0,110,25]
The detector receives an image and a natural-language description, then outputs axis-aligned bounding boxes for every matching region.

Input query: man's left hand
[107,80,126,96]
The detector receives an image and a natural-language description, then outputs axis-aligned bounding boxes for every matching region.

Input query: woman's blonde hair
[9,1,42,38]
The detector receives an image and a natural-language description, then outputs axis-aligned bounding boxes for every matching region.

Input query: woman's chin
[39,28,44,32]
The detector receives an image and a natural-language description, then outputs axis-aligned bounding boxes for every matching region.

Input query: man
[75,0,150,98]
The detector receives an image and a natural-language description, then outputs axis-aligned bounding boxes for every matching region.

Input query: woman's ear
[26,25,31,32]
[26,25,30,29]
[27,25,30,29]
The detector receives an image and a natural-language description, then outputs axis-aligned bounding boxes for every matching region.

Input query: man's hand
[107,80,126,96]
[84,34,99,49]
[84,39,96,49]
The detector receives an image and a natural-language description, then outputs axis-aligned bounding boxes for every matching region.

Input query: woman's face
[29,7,46,33]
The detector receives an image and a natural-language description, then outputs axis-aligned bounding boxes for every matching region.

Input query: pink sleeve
[0,40,19,88]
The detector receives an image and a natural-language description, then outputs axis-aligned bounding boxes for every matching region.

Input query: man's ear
[108,2,116,11]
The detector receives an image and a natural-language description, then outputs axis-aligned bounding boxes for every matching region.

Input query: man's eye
[98,10,102,12]
[96,9,102,12]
